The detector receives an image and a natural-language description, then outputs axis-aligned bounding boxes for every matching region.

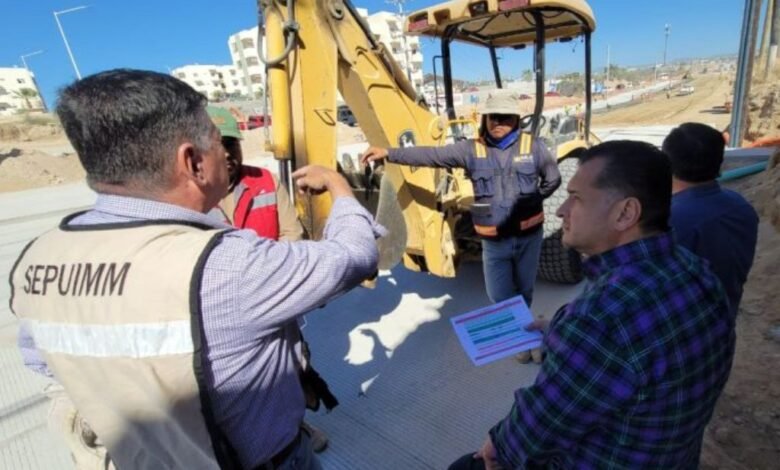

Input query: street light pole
[21,50,45,71]
[663,23,671,66]
[54,6,88,80]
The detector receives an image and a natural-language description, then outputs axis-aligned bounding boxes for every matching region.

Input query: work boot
[301,421,328,453]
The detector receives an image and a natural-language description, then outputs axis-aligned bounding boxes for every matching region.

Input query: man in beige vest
[11,69,383,469]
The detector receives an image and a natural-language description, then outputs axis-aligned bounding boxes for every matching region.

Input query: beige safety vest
[10,218,239,470]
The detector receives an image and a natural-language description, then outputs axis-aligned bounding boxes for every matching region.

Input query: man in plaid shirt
[451,141,734,469]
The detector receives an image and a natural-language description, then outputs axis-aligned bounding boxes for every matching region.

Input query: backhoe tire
[538,156,584,284]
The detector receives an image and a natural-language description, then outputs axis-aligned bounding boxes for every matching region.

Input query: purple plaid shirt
[491,232,734,469]
[18,194,383,467]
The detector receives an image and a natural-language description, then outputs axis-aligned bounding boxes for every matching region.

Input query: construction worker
[361,90,560,363]
[206,105,334,453]
[663,122,759,318]
[450,141,734,469]
[11,69,382,469]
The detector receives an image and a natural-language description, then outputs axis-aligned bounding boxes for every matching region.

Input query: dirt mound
[0,115,64,143]
[741,149,780,231]
[744,71,780,143]
[0,147,84,192]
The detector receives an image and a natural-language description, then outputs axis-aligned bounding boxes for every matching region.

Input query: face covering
[485,127,520,150]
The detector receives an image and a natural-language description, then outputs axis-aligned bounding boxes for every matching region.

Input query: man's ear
[614,197,642,232]
[177,142,206,184]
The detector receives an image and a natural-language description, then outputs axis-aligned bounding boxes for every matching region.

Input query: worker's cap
[206,106,242,140]
[480,90,522,116]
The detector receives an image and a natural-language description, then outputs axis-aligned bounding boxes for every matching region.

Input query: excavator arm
[260,0,458,277]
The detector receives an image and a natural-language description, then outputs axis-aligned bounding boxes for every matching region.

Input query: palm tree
[13,88,39,110]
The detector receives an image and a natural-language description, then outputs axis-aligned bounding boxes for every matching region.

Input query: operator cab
[405,0,596,149]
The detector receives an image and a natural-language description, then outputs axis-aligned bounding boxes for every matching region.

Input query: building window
[233,80,239,86]
[250,74,263,84]
[230,69,236,76]
[235,60,243,68]
[177,73,186,79]
[246,57,260,66]
[195,80,204,86]
[241,38,254,49]
[17,78,26,84]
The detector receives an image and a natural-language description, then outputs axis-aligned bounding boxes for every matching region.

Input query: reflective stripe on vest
[473,133,533,160]
[22,318,195,357]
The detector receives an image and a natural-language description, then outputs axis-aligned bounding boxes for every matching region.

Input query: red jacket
[231,166,279,240]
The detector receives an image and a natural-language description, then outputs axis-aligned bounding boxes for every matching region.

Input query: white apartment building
[225,9,424,100]
[0,67,45,116]
[172,8,423,104]
[228,27,266,99]
[171,64,244,100]
[365,11,424,92]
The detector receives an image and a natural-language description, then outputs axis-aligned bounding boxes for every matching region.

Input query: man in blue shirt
[663,122,759,318]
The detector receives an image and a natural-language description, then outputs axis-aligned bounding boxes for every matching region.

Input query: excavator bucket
[374,173,407,270]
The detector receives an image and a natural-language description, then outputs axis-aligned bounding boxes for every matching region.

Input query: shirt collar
[673,181,720,201]
[583,232,675,279]
[92,194,231,229]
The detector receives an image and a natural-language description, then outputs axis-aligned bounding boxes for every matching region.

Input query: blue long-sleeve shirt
[671,182,758,318]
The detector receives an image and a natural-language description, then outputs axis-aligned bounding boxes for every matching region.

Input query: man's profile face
[201,124,230,207]
[222,137,243,188]
[556,158,622,256]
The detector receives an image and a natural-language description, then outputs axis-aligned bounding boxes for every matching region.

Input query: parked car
[678,84,695,96]
[518,94,532,100]
[337,105,357,127]
[245,115,271,129]
[544,91,561,97]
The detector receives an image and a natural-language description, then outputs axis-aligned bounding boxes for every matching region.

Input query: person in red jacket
[207,107,302,240]
[207,106,334,453]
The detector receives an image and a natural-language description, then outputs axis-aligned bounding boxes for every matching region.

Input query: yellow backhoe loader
[258,0,596,283]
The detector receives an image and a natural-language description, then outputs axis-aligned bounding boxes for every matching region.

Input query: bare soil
[592,74,734,130]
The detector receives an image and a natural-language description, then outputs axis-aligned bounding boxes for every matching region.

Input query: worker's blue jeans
[481,228,543,306]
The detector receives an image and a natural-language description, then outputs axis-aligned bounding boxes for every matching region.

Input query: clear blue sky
[1,0,750,109]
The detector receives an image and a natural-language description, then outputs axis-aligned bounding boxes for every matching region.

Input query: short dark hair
[56,69,212,189]
[579,140,671,233]
[662,122,724,182]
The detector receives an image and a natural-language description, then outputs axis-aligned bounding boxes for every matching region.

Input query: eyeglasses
[488,113,517,123]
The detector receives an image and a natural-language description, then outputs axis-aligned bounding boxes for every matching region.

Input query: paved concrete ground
[0,183,96,470]
[0,167,582,469]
